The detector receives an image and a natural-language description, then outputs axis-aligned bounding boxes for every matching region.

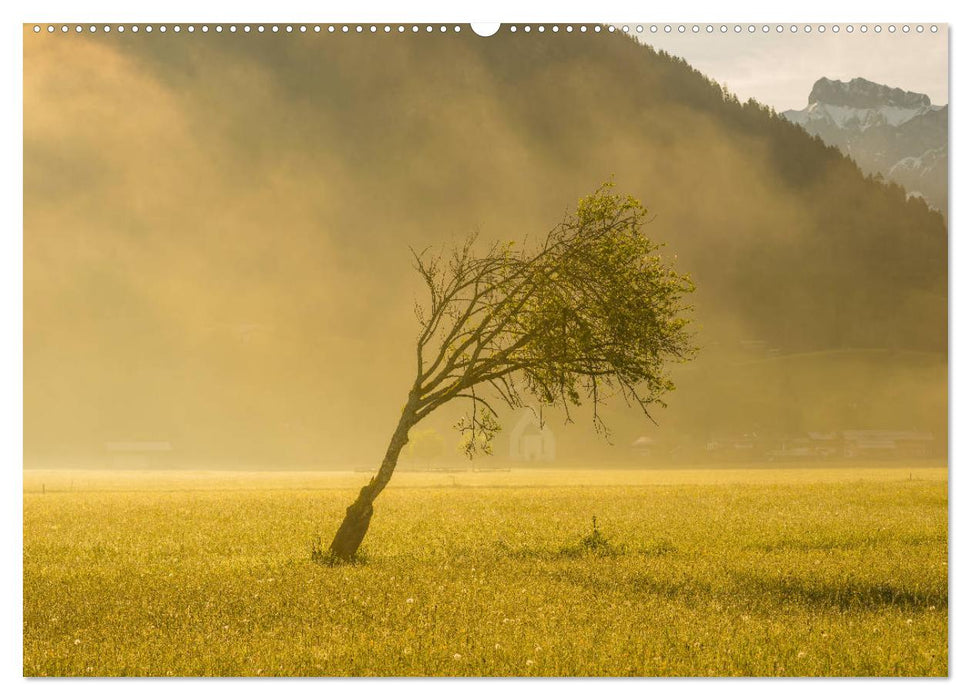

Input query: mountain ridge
[808,76,931,110]
[783,76,947,210]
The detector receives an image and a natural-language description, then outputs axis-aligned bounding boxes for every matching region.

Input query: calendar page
[22,21,948,678]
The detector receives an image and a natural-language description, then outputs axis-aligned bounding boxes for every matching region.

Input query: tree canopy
[410,183,696,454]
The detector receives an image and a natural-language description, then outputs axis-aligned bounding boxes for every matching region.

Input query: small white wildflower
[73,639,81,645]
[906,618,914,625]
[797,651,806,658]
[406,598,414,604]
[453,653,462,660]
[526,659,534,666]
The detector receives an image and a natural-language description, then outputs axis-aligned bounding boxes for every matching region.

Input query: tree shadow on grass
[624,571,947,612]
[747,531,946,554]
[590,568,947,613]
[743,574,948,612]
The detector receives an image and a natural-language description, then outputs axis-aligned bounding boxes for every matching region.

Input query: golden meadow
[24,465,946,676]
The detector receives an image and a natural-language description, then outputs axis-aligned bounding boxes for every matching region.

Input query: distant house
[841,430,934,459]
[765,430,936,461]
[705,432,762,460]
[807,432,843,458]
[768,433,841,460]
[631,436,656,458]
[765,436,814,461]
[509,410,555,462]
[104,441,173,469]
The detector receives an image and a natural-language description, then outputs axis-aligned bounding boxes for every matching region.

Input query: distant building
[631,436,656,458]
[104,441,173,469]
[768,433,840,461]
[705,432,762,460]
[841,430,934,459]
[807,432,843,458]
[509,410,555,462]
[765,436,814,461]
[767,430,936,461]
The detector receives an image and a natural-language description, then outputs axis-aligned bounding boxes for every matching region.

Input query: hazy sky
[638,27,949,111]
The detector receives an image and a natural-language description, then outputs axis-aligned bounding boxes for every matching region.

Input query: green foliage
[412,183,696,455]
[515,184,696,424]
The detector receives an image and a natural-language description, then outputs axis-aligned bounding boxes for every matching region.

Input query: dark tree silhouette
[326,184,696,561]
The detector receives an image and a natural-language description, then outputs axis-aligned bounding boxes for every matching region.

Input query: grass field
[23,464,948,677]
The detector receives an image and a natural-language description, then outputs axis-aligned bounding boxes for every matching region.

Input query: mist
[23,29,947,468]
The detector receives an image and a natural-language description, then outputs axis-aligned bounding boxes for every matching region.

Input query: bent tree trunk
[328,400,417,560]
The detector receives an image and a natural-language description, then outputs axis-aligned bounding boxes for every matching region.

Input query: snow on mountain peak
[781,77,947,212]
[785,78,937,132]
[808,77,930,110]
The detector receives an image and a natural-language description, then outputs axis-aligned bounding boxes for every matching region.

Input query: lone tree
[327,184,696,561]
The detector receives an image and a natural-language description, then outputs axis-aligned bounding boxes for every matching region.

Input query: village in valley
[99,411,937,474]
[396,406,939,472]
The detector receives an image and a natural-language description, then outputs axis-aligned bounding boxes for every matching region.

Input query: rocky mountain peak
[808,77,931,110]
